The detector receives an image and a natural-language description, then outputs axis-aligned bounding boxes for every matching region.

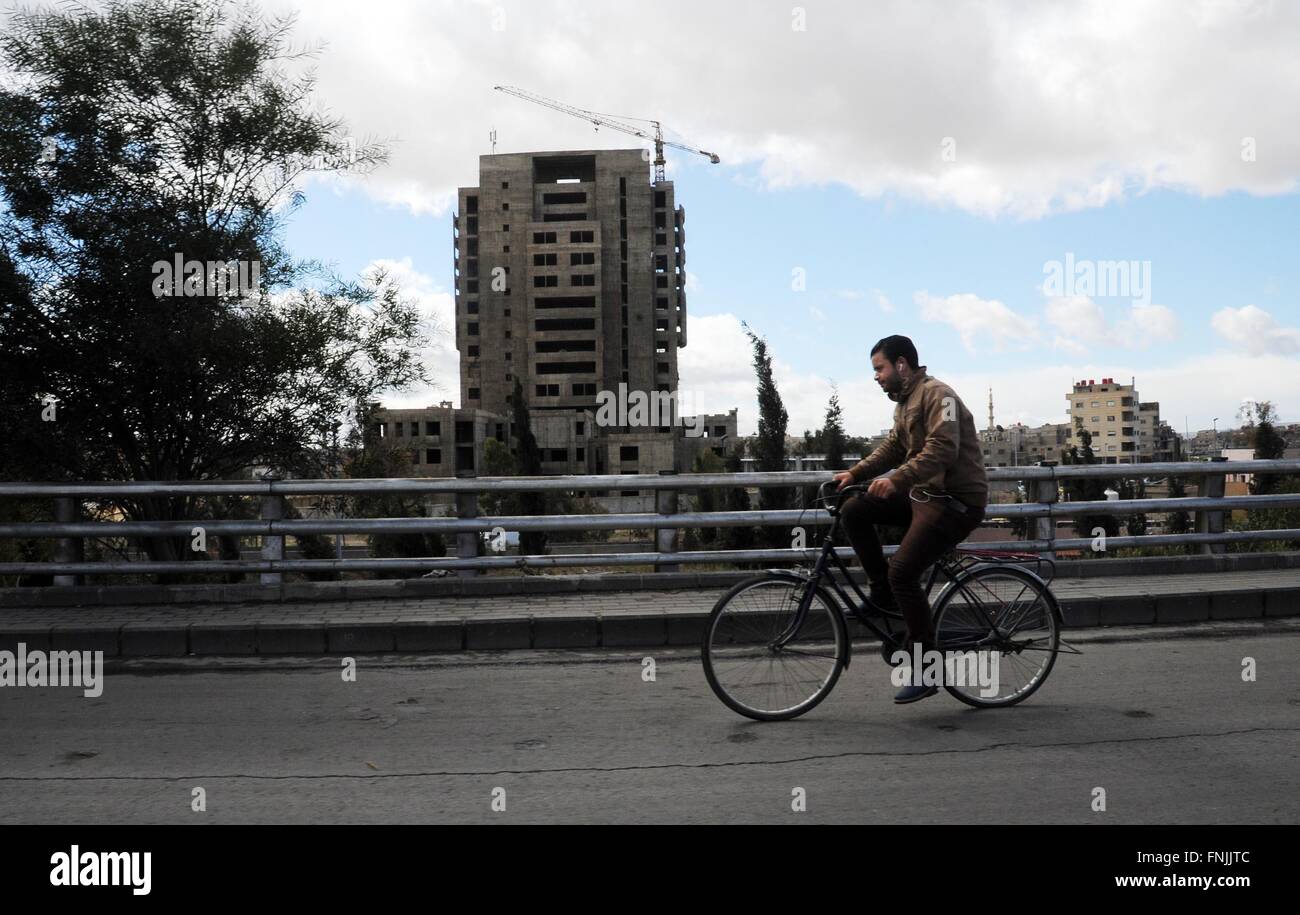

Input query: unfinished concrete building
[452,148,688,476]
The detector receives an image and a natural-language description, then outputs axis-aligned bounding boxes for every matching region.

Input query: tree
[0,498,54,588]
[1232,400,1300,550]
[822,387,848,472]
[342,402,445,579]
[844,435,872,459]
[684,449,725,549]
[721,447,757,554]
[1061,430,1119,552]
[510,379,548,557]
[790,389,848,535]
[546,494,610,544]
[1116,477,1148,538]
[742,323,792,548]
[1228,475,1300,552]
[809,387,848,530]
[1240,400,1289,495]
[480,437,518,518]
[284,500,342,582]
[1165,474,1192,552]
[480,411,602,551]
[0,0,426,580]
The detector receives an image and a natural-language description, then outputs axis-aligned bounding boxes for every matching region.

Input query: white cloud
[1211,304,1300,355]
[268,0,1300,219]
[362,257,460,407]
[680,309,1300,438]
[677,313,894,440]
[1126,302,1180,342]
[932,352,1300,437]
[1046,295,1108,349]
[914,291,1039,353]
[1045,295,1179,352]
[872,288,895,313]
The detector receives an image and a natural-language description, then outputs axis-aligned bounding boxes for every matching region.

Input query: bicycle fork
[769,540,835,650]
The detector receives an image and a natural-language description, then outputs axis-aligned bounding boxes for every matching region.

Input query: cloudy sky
[263,0,1300,438]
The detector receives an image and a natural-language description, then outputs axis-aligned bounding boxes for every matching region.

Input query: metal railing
[1,458,1299,585]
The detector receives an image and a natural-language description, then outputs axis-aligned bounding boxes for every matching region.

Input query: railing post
[1033,461,1058,561]
[1195,456,1228,555]
[654,470,680,573]
[259,483,284,585]
[455,470,481,577]
[52,497,83,587]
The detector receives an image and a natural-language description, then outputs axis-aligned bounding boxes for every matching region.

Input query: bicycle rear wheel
[702,575,848,721]
[931,565,1060,708]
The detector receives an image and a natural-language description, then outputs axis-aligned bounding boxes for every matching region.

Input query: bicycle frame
[769,497,962,662]
[705,482,1076,719]
[770,485,1058,660]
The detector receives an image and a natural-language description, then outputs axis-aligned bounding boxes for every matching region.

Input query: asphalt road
[3,621,1297,824]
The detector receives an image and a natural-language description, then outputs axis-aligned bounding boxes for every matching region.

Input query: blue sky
[285,155,1299,436]
[267,0,1300,439]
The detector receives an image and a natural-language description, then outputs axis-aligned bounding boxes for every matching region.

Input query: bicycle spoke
[933,566,1059,707]
[704,577,845,719]
[999,591,1045,635]
[990,579,1032,629]
[777,646,841,662]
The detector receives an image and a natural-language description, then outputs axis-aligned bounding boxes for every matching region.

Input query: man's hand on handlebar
[832,471,897,499]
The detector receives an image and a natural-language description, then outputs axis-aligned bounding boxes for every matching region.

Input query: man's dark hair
[871,335,919,370]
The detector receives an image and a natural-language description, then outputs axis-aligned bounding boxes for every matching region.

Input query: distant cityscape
[362,148,1296,511]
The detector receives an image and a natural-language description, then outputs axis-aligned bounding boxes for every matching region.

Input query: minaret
[987,387,995,433]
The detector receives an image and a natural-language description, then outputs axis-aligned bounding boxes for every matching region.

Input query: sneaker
[894,683,940,704]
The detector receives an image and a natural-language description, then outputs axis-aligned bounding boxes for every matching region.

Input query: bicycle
[701,479,1079,721]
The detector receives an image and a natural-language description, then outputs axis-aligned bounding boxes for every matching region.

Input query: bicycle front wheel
[702,575,848,721]
[931,565,1060,708]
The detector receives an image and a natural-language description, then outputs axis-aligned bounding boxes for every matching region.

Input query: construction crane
[494,85,719,184]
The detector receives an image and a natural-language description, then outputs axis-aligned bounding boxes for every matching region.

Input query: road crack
[1,725,1294,781]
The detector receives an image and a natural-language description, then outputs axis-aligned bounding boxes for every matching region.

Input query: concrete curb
[0,586,1295,657]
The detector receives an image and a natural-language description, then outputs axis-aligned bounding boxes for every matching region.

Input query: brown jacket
[847,367,989,508]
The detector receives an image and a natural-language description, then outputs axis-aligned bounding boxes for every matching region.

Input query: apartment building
[1066,377,1175,463]
[981,421,1072,467]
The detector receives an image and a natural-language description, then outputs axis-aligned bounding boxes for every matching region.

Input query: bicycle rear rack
[948,548,1057,585]
[946,549,1085,654]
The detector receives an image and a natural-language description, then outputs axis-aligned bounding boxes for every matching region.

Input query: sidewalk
[1,568,1297,657]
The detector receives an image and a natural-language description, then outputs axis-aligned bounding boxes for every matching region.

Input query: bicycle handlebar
[813,478,871,513]
[818,478,869,494]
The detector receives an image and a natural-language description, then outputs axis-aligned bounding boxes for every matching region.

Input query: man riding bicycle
[832,335,989,704]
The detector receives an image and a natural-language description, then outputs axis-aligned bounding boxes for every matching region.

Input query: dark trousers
[840,488,986,646]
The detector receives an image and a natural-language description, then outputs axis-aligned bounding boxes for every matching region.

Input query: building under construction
[371,147,735,506]
[451,147,703,480]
